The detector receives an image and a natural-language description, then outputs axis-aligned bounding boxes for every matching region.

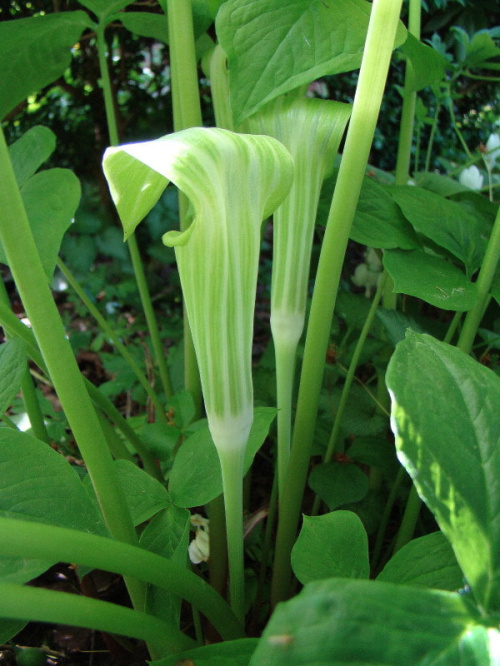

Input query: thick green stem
[393,484,421,552]
[96,24,173,403]
[274,335,298,506]
[394,0,420,185]
[0,128,145,611]
[270,0,404,608]
[0,516,243,640]
[457,204,500,354]
[166,0,203,415]
[208,494,228,599]
[219,446,246,624]
[0,581,193,655]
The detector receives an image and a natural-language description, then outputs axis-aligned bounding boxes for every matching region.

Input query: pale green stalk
[96,23,173,405]
[457,204,500,354]
[210,45,235,131]
[166,0,203,414]
[271,0,405,607]
[0,582,192,655]
[0,516,244,641]
[0,127,145,613]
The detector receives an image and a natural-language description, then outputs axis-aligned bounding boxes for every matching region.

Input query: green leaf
[8,126,56,187]
[386,332,500,612]
[0,169,81,280]
[0,339,27,416]
[150,638,258,666]
[0,619,27,644]
[119,12,169,42]
[0,429,107,587]
[383,248,478,311]
[351,177,420,249]
[113,460,171,525]
[399,32,447,91]
[414,171,470,198]
[169,407,276,507]
[291,511,369,584]
[250,579,493,665]
[0,429,106,533]
[217,0,407,123]
[378,531,465,591]
[0,12,92,120]
[389,186,488,275]
[140,506,190,625]
[76,0,134,21]
[308,461,369,511]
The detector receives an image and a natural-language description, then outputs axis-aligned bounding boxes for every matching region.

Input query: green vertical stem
[371,466,406,572]
[443,310,462,345]
[0,128,145,613]
[274,339,297,507]
[457,204,500,354]
[393,484,421,553]
[394,0,421,185]
[270,0,404,608]
[208,494,228,598]
[96,24,173,404]
[219,447,245,624]
[166,0,203,415]
[424,99,442,172]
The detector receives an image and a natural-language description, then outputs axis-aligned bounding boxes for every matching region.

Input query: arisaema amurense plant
[103,126,294,622]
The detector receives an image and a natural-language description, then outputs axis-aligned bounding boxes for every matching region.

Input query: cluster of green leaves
[0,0,500,665]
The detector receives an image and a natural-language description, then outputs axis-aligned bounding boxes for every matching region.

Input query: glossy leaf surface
[291,511,369,584]
[387,332,500,612]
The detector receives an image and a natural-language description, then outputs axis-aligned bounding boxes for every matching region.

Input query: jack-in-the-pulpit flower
[243,97,351,497]
[103,127,293,455]
[459,165,484,191]
[103,127,293,622]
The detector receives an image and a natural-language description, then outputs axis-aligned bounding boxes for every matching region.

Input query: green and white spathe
[103,127,293,454]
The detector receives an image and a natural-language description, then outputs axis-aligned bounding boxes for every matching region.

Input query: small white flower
[484,133,500,169]
[188,514,210,564]
[459,165,484,191]
[352,247,382,297]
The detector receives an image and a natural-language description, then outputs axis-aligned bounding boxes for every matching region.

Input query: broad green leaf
[318,174,419,249]
[0,429,106,533]
[399,32,447,91]
[150,638,258,666]
[389,186,488,275]
[291,511,369,584]
[0,619,27,644]
[0,12,92,120]
[8,126,56,188]
[352,177,420,249]
[216,0,407,123]
[169,407,276,507]
[250,579,493,665]
[378,531,465,591]
[119,12,169,41]
[0,429,107,587]
[376,307,427,346]
[414,171,470,198]
[84,460,171,526]
[386,332,500,612]
[308,461,369,511]
[76,0,134,21]
[383,248,478,311]
[140,506,190,625]
[0,339,27,415]
[0,169,81,280]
